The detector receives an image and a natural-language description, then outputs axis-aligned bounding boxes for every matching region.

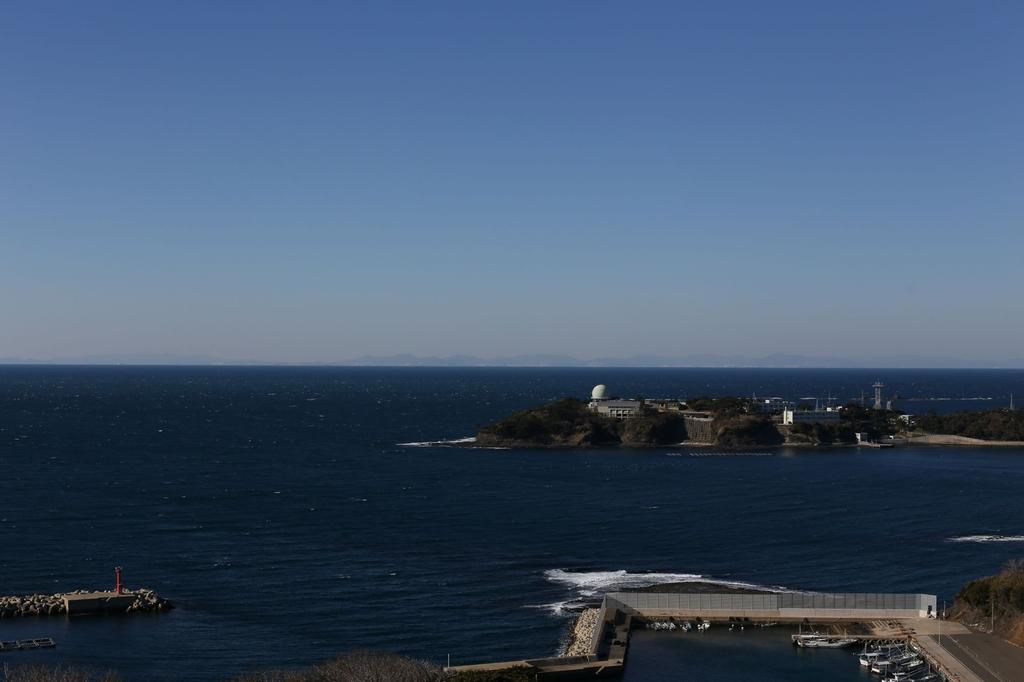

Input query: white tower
[873,381,884,411]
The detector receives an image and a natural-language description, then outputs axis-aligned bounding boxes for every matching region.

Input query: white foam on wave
[543,568,798,597]
[397,436,477,447]
[948,534,1024,543]
[524,599,579,616]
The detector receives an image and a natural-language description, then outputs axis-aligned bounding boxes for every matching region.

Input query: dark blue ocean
[2,367,1023,681]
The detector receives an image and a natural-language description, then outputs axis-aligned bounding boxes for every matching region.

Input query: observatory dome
[591,384,609,400]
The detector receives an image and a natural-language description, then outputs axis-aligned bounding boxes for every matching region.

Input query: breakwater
[564,608,600,657]
[0,589,171,618]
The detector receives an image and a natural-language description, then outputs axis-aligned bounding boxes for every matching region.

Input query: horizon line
[2,362,1023,371]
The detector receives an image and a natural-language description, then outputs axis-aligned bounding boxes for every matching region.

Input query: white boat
[890,653,916,665]
[872,660,896,673]
[859,651,884,666]
[792,631,830,645]
[796,635,857,648]
[794,630,860,647]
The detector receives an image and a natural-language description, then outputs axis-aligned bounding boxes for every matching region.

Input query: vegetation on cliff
[786,421,857,445]
[683,396,753,418]
[916,409,1024,441]
[950,560,1024,646]
[714,415,784,447]
[475,398,687,447]
[475,398,617,446]
[835,404,900,438]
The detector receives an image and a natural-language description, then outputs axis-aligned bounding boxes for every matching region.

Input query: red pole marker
[115,566,123,594]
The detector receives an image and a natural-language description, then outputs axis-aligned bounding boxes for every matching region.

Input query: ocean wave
[948,535,1024,543]
[524,599,581,616]
[543,568,797,597]
[397,436,476,447]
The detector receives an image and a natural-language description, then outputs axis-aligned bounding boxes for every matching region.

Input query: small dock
[0,638,56,653]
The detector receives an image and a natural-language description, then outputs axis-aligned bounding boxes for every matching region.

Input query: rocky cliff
[949,562,1024,646]
[475,398,689,448]
[475,398,788,448]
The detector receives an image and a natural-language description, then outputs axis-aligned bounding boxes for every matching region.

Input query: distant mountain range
[2,353,1023,369]
[344,353,1024,368]
[343,353,863,367]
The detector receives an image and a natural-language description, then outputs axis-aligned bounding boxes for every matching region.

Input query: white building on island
[755,397,794,413]
[588,384,641,419]
[781,408,841,425]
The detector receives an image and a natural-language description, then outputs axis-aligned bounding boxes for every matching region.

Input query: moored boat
[798,637,857,648]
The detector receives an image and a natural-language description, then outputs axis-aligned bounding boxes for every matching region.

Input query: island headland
[473,383,1024,449]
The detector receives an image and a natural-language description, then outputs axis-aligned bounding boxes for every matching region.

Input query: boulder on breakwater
[0,589,172,618]
[564,608,600,657]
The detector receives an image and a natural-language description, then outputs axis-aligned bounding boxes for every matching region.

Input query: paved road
[939,633,1024,682]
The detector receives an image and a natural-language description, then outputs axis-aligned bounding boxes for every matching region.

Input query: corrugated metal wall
[608,592,933,611]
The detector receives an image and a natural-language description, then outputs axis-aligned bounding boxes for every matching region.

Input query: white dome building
[588,383,641,418]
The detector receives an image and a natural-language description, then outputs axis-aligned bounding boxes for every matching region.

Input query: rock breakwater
[0,589,172,618]
[564,608,599,657]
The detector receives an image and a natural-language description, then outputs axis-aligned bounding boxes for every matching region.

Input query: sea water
[622,627,869,681]
[1,366,1023,680]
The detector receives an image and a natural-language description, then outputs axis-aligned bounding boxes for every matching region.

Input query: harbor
[449,591,1024,681]
[0,638,56,653]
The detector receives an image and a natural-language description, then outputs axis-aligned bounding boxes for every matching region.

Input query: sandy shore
[906,433,1024,447]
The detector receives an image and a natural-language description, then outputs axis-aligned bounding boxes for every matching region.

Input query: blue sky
[1,2,1021,365]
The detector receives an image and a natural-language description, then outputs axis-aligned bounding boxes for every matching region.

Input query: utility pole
[939,600,944,647]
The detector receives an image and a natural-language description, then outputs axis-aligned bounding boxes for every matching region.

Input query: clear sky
[2,2,1021,365]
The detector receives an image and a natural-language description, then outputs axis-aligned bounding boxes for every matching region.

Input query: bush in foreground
[2,654,538,682]
[1,666,120,682]
[951,560,1024,646]
[233,651,443,682]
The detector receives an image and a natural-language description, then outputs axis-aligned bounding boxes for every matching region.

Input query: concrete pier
[63,591,138,615]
